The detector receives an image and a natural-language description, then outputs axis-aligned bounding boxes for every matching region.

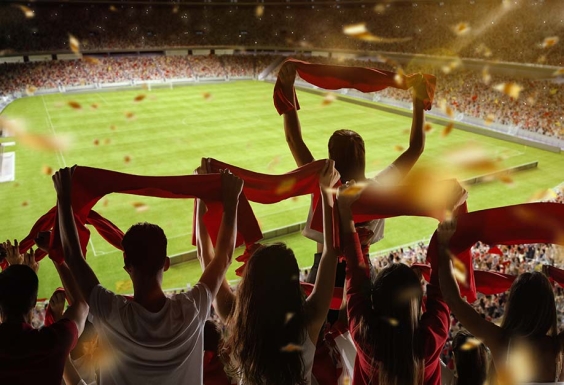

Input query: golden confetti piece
[82,56,100,65]
[202,92,212,100]
[460,337,483,351]
[374,4,386,13]
[451,254,467,285]
[134,94,146,102]
[343,23,412,43]
[452,22,471,36]
[102,198,109,207]
[497,174,514,185]
[537,55,547,64]
[110,125,116,131]
[125,111,135,120]
[25,85,37,96]
[41,165,53,175]
[484,114,495,125]
[424,123,433,132]
[553,68,564,77]
[69,34,80,54]
[93,139,99,146]
[14,4,34,18]
[0,117,71,153]
[89,103,98,110]
[493,83,523,99]
[124,155,131,163]
[321,93,336,106]
[131,202,149,212]
[22,201,29,207]
[527,96,536,105]
[550,88,558,96]
[109,5,118,12]
[103,138,111,145]
[438,99,455,118]
[255,5,264,17]
[291,196,299,202]
[285,313,294,324]
[67,101,81,110]
[275,178,297,195]
[527,188,557,202]
[172,5,179,13]
[482,66,491,85]
[441,122,454,137]
[382,317,399,327]
[542,36,559,48]
[280,343,303,352]
[445,144,500,173]
[394,145,404,152]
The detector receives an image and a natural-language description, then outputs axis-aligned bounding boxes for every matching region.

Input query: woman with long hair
[337,181,450,385]
[195,160,340,385]
[437,219,564,384]
[441,330,489,385]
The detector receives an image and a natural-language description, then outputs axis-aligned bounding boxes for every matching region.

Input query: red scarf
[273,58,436,114]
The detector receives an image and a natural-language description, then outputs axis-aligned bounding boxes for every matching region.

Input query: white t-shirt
[302,164,401,245]
[89,283,212,385]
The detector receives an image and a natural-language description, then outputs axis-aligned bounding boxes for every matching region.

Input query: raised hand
[319,159,340,190]
[34,230,51,254]
[49,290,66,323]
[437,218,457,248]
[220,169,244,211]
[2,239,24,266]
[52,166,76,203]
[23,248,39,273]
[194,158,210,175]
[278,62,297,89]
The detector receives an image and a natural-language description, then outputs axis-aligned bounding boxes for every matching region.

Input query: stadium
[0,0,564,384]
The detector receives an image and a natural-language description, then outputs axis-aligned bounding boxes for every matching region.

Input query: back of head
[364,263,424,385]
[204,320,221,353]
[122,222,167,275]
[223,243,307,385]
[0,265,38,320]
[452,331,489,385]
[501,272,557,338]
[328,129,366,182]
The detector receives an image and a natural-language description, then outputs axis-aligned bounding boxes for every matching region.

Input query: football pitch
[1,80,563,299]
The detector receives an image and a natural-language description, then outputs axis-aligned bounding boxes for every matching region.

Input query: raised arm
[437,219,503,352]
[197,169,242,299]
[278,62,314,167]
[305,160,340,344]
[196,196,235,322]
[389,80,427,179]
[53,168,99,317]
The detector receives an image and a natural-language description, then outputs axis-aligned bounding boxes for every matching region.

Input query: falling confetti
[22,201,29,207]
[381,317,399,327]
[0,117,71,153]
[275,178,297,195]
[91,103,99,109]
[14,4,34,18]
[131,202,149,212]
[109,5,118,12]
[285,313,294,324]
[69,34,80,54]
[424,123,433,132]
[542,36,559,48]
[110,125,116,131]
[124,155,131,163]
[125,111,135,120]
[438,99,455,118]
[255,5,264,17]
[527,189,557,203]
[497,174,514,185]
[441,123,454,137]
[451,254,467,285]
[93,139,99,146]
[460,337,483,351]
[374,4,386,13]
[343,23,412,43]
[550,88,559,96]
[68,101,82,110]
[41,165,53,175]
[83,56,100,65]
[493,83,523,99]
[321,93,336,106]
[394,145,404,152]
[25,85,37,96]
[202,92,212,100]
[484,114,495,125]
[134,94,146,102]
[280,343,303,352]
[445,143,501,173]
[102,198,109,207]
[103,138,111,145]
[553,68,564,77]
[172,5,179,13]
[452,22,471,36]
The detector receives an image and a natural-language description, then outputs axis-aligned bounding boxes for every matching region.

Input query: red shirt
[344,233,450,385]
[0,319,78,385]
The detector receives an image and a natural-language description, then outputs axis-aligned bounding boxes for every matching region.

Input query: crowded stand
[1,1,564,66]
[2,35,564,385]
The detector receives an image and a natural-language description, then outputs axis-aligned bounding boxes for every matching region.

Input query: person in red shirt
[337,181,450,385]
[0,261,88,385]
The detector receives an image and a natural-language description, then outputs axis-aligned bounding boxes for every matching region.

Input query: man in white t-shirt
[53,167,243,385]
[277,62,429,282]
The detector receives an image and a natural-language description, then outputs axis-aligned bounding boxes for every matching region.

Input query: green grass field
[1,80,563,299]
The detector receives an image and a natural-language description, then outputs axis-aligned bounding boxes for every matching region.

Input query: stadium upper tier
[1,1,564,66]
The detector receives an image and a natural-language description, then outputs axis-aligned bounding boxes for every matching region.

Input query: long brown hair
[222,243,307,385]
[452,331,489,385]
[501,272,557,338]
[359,263,425,385]
[328,129,366,183]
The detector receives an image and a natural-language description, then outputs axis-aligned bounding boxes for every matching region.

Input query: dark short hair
[328,129,366,182]
[0,265,38,318]
[122,222,167,274]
